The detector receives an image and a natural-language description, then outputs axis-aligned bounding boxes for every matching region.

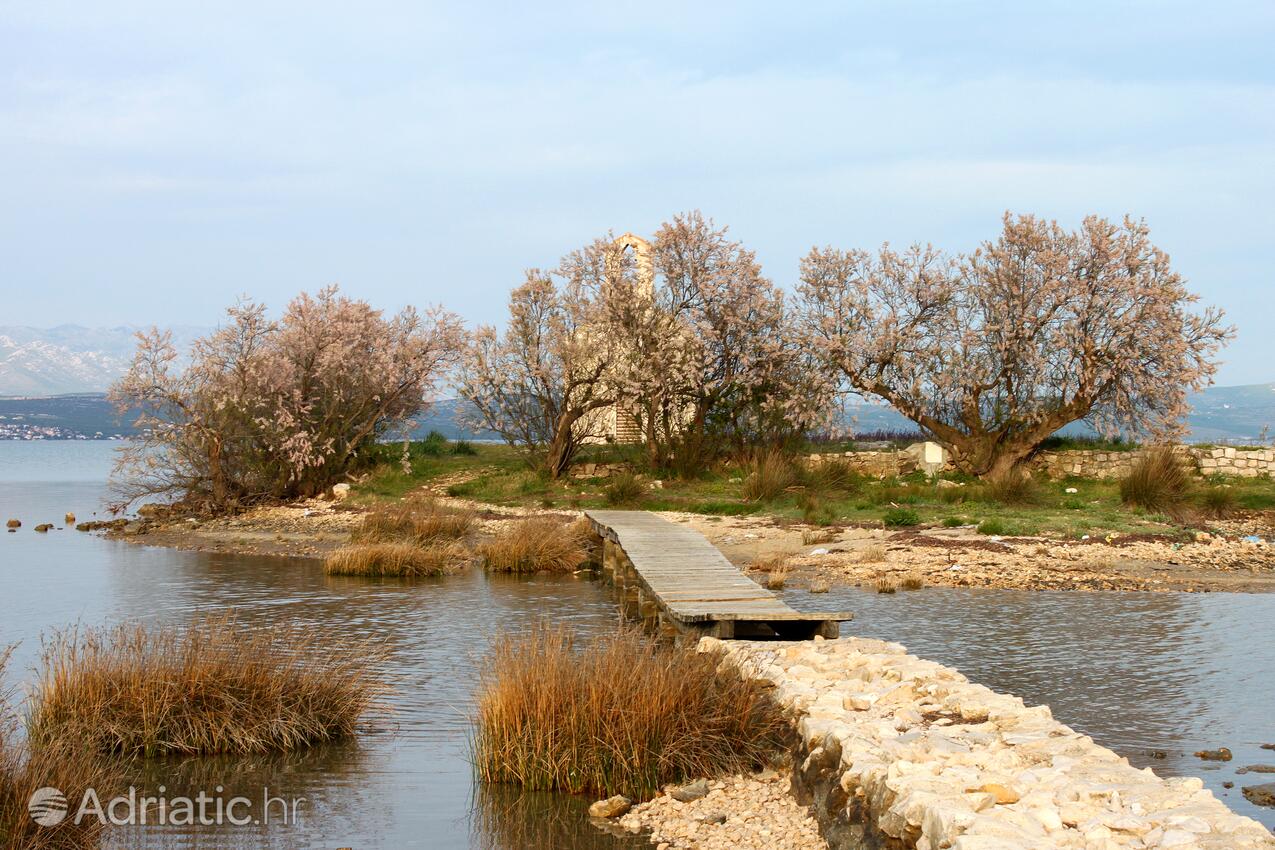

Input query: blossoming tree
[110,286,463,510]
[794,214,1233,478]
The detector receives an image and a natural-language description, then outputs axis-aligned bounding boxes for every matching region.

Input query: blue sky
[2,1,1272,384]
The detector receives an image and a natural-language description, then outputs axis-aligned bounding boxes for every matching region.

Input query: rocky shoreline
[687,636,1275,850]
[39,494,1273,592]
[616,771,828,850]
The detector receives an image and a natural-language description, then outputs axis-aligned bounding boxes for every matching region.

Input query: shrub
[982,471,1038,505]
[603,472,645,506]
[741,449,797,502]
[1197,485,1237,519]
[325,541,468,577]
[479,518,589,573]
[1120,447,1190,513]
[977,518,1008,535]
[108,287,464,512]
[27,616,386,759]
[451,439,477,456]
[941,516,966,527]
[882,507,920,528]
[473,625,789,798]
[351,500,475,545]
[419,430,451,456]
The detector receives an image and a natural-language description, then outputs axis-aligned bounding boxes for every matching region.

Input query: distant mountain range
[0,326,1271,442]
[0,325,206,396]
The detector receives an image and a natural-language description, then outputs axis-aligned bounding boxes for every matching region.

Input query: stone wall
[1035,446,1275,480]
[705,636,1274,850]
[806,444,1275,480]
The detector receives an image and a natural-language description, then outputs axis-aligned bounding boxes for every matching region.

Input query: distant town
[0,418,129,440]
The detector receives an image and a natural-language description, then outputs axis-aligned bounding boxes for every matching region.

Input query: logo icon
[29,787,68,827]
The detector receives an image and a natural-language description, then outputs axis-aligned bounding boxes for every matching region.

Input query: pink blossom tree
[605,211,832,472]
[794,214,1233,478]
[458,242,623,479]
[110,286,463,511]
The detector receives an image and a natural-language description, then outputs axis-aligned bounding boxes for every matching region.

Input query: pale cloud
[0,0,1271,383]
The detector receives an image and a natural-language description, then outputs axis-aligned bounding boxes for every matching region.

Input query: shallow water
[1,441,1273,846]
[0,441,645,849]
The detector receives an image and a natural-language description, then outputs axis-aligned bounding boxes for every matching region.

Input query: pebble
[618,772,827,850]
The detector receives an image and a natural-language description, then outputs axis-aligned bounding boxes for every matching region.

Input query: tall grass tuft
[351,499,475,545]
[753,554,792,590]
[479,518,589,574]
[1120,447,1190,514]
[325,541,468,577]
[1,650,115,850]
[800,459,860,493]
[603,472,645,506]
[982,470,1039,505]
[473,625,789,799]
[1197,485,1237,519]
[27,616,387,759]
[741,449,797,502]
[882,507,920,528]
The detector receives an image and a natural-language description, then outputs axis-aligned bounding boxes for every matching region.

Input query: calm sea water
[1,441,1272,846]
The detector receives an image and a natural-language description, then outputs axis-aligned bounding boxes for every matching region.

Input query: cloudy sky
[2,1,1272,383]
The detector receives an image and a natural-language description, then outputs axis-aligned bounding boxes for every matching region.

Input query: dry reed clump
[27,615,387,759]
[324,541,468,577]
[874,577,897,594]
[801,528,837,545]
[0,741,111,850]
[473,624,790,799]
[1,649,115,850]
[479,518,589,574]
[857,545,888,563]
[752,554,792,590]
[741,449,797,502]
[351,499,475,545]
[1120,446,1190,514]
[900,574,924,590]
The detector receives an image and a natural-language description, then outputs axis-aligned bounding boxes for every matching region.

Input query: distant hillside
[0,394,498,442]
[839,384,1275,443]
[0,325,206,396]
[2,375,1272,444]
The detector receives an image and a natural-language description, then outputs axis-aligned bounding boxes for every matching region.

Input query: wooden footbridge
[584,510,852,640]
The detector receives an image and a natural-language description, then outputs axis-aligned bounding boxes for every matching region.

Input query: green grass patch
[882,507,920,528]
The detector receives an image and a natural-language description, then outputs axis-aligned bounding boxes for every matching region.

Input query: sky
[1,1,1272,384]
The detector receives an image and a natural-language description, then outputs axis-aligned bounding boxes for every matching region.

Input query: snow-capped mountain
[0,325,206,397]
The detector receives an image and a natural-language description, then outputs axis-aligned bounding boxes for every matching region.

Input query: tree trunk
[208,435,228,508]
[545,411,579,480]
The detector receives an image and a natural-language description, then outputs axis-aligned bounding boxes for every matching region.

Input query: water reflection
[471,785,646,850]
[789,585,1275,826]
[3,441,1273,843]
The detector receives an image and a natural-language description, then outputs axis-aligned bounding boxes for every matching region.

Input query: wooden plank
[585,509,852,638]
